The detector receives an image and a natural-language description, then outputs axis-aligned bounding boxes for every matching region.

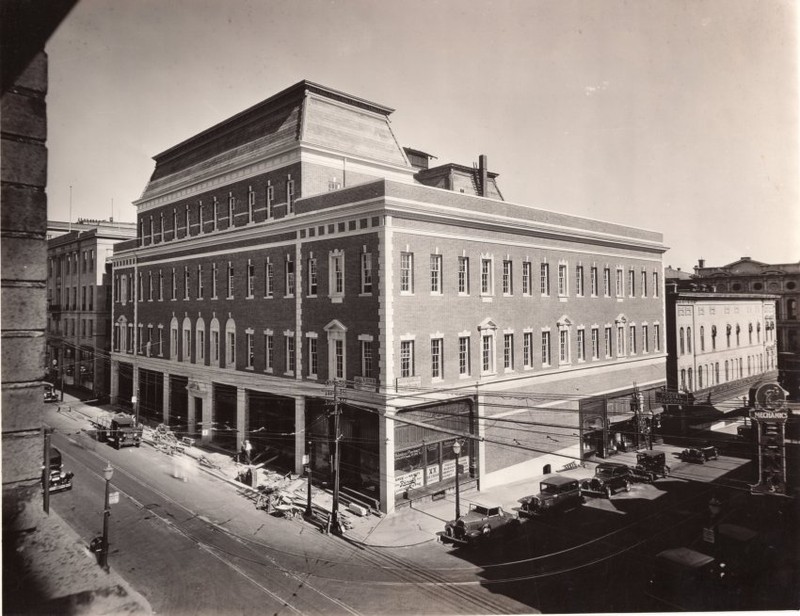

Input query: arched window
[225,318,236,369]
[686,327,692,353]
[195,317,206,364]
[699,326,705,351]
[724,360,729,382]
[680,369,687,390]
[687,368,693,391]
[715,362,720,384]
[679,327,685,355]
[209,317,220,367]
[325,319,348,380]
[182,317,192,361]
[170,317,179,360]
[698,365,703,389]
[788,299,798,320]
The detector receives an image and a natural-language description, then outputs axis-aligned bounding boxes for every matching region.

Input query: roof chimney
[698,258,705,269]
[479,154,488,197]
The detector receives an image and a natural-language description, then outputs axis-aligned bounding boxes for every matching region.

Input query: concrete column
[294,397,306,475]
[132,367,140,415]
[201,393,213,445]
[187,395,196,436]
[235,387,247,452]
[162,372,170,425]
[379,407,396,514]
[109,360,119,402]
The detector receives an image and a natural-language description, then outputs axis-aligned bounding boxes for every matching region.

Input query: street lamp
[452,440,462,519]
[100,462,114,571]
[304,440,313,518]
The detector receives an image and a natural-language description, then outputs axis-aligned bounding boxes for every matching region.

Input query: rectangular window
[523,332,533,367]
[641,271,648,297]
[285,257,295,297]
[458,337,470,375]
[184,266,190,299]
[502,260,512,295]
[286,178,295,214]
[227,331,236,368]
[212,331,220,363]
[654,324,661,351]
[482,334,494,372]
[503,333,514,369]
[171,268,177,300]
[248,186,255,223]
[333,339,343,379]
[265,260,274,298]
[227,261,234,299]
[605,326,613,357]
[211,263,218,298]
[360,253,372,294]
[559,329,569,363]
[481,258,492,294]
[558,264,568,296]
[431,338,443,379]
[265,333,274,371]
[308,258,318,295]
[540,263,550,295]
[603,267,611,296]
[616,269,624,297]
[360,340,372,377]
[629,325,636,354]
[213,198,219,230]
[541,331,551,366]
[185,205,190,234]
[522,261,531,295]
[458,257,470,294]
[400,340,414,377]
[228,194,235,227]
[158,270,163,300]
[308,337,318,376]
[430,254,442,294]
[246,333,254,368]
[330,252,344,297]
[400,252,414,293]
[199,202,204,231]
[197,264,204,299]
[591,327,599,359]
[617,326,625,356]
[628,269,635,297]
[653,272,659,297]
[577,329,585,361]
[266,182,274,218]
[247,260,255,297]
[286,335,296,374]
[576,266,584,296]
[197,329,205,363]
[643,325,649,353]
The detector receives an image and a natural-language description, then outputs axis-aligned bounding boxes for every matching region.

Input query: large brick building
[110,80,667,512]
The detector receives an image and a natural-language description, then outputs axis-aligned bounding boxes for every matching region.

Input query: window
[308,336,318,377]
[226,261,234,299]
[591,327,599,359]
[558,264,568,296]
[577,329,585,361]
[172,210,178,239]
[329,251,344,298]
[400,252,414,293]
[197,265,204,299]
[286,177,295,214]
[266,181,274,218]
[628,269,635,297]
[170,317,178,359]
[617,326,625,356]
[332,338,342,378]
[482,333,496,373]
[265,259,274,298]
[325,322,345,379]
[285,256,295,297]
[308,257,318,295]
[700,326,705,351]
[247,186,255,223]
[264,331,274,372]
[138,273,143,301]
[182,318,192,361]
[481,258,492,295]
[360,252,372,294]
[711,324,717,350]
[629,325,636,354]
[605,326,613,357]
[540,263,550,295]
[459,257,470,294]
[210,319,220,365]
[247,259,255,298]
[213,197,219,230]
[430,254,442,294]
[246,332,254,368]
[171,268,177,300]
[400,340,415,378]
[576,266,584,296]
[603,267,611,296]
[523,332,533,367]
[503,333,514,369]
[654,324,661,351]
[559,329,570,364]
[185,204,190,234]
[199,201,204,232]
[686,326,692,353]
[431,338,443,379]
[642,325,649,353]
[679,327,685,355]
[211,263,218,298]
[181,266,189,299]
[541,331,551,366]
[641,271,647,297]
[360,339,372,377]
[225,320,236,368]
[158,270,163,300]
[196,318,205,363]
[616,268,624,297]
[653,271,659,297]
[228,193,235,227]
[458,336,470,376]
[503,260,513,295]
[522,261,531,295]
[160,213,165,240]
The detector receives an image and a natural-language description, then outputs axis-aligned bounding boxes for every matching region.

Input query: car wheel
[605,486,613,499]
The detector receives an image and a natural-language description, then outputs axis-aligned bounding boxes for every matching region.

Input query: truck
[93,413,142,449]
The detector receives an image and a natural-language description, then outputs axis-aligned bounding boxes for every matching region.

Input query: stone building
[45,220,136,399]
[110,80,668,512]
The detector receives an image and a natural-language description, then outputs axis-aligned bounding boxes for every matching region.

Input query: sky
[45,0,799,271]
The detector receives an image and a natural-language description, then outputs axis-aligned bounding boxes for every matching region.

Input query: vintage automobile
[44,447,73,493]
[646,547,728,611]
[680,444,719,464]
[43,384,59,403]
[579,462,632,498]
[440,504,519,546]
[518,474,582,516]
[633,450,671,481]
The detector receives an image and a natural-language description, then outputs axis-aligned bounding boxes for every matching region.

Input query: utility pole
[59,345,65,402]
[42,428,51,514]
[329,379,343,535]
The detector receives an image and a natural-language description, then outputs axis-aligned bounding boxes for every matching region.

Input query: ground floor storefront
[45,339,110,401]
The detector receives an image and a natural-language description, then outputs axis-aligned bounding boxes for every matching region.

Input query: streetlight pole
[452,440,462,519]
[100,462,114,572]
[305,440,313,518]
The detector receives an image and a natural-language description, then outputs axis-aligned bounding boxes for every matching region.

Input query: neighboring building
[46,220,137,399]
[665,287,779,403]
[110,80,667,513]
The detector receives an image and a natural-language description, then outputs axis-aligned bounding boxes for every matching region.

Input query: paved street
[45,399,798,613]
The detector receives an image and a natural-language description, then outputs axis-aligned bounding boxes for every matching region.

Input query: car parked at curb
[439,504,519,547]
[579,462,632,498]
[518,475,582,516]
[633,450,671,481]
[680,444,719,464]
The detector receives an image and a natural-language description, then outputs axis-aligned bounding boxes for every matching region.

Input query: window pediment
[324,319,348,333]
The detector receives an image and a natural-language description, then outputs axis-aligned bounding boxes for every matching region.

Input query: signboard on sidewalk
[109,491,120,505]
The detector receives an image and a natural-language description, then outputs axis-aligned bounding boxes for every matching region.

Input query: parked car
[580,462,632,498]
[518,475,582,516]
[43,447,73,493]
[440,504,519,546]
[680,444,719,464]
[646,547,728,611]
[633,450,671,481]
